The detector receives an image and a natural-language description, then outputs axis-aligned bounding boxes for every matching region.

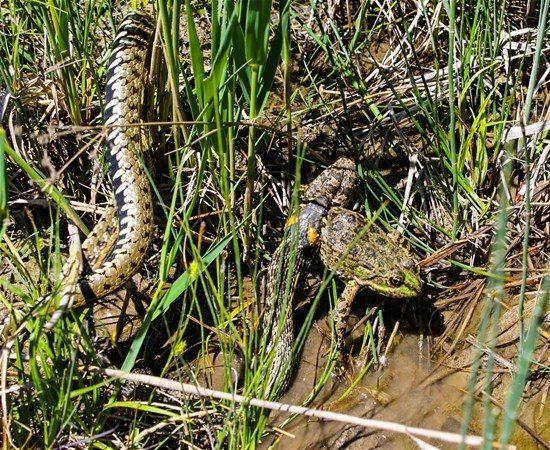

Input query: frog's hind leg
[333,280,360,371]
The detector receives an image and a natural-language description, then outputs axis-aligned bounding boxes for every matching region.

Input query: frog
[319,206,423,357]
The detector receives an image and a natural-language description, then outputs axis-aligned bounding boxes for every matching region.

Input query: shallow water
[264,324,469,449]
[188,286,548,449]
[259,302,550,450]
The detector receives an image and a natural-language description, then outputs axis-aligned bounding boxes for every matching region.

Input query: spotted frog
[263,157,422,396]
[319,206,423,357]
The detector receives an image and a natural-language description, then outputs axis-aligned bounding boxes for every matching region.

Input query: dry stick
[89,366,515,449]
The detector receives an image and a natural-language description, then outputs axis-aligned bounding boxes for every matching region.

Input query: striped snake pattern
[43,13,358,402]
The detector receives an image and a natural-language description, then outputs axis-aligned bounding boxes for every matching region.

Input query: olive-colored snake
[262,158,357,397]
[47,11,348,396]
[261,157,422,398]
[40,13,417,404]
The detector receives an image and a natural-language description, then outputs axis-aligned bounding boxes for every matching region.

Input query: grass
[0,0,549,448]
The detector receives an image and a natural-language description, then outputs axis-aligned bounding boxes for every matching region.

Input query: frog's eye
[390,272,404,286]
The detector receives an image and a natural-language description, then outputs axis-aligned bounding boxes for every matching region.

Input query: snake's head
[320,207,423,299]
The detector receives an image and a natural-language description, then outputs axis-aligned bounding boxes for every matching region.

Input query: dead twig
[88,366,516,449]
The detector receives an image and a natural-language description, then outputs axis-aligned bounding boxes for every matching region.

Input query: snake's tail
[263,232,307,398]
[46,200,118,329]
[46,12,155,329]
[45,224,83,330]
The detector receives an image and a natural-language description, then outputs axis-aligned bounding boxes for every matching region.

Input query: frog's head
[352,257,422,298]
[321,208,423,298]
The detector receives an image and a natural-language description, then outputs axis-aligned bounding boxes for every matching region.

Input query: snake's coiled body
[70,13,155,306]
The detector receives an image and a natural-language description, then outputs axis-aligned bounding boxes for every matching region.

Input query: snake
[262,158,423,398]
[262,158,358,397]
[42,13,421,404]
[47,12,155,326]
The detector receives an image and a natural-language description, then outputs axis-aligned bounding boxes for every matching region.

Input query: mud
[262,326,468,449]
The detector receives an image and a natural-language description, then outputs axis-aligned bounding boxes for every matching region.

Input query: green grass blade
[0,128,88,233]
[121,234,233,372]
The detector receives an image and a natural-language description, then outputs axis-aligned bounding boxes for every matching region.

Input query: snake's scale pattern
[44,13,358,401]
[263,158,357,397]
[74,12,154,305]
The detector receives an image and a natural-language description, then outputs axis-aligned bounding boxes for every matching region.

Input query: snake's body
[44,14,419,403]
[262,158,357,397]
[262,157,423,398]
[44,13,155,330]
[59,13,154,312]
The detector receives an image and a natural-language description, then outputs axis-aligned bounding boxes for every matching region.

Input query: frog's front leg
[333,279,361,372]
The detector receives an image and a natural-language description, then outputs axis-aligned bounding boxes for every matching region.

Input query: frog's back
[320,207,422,298]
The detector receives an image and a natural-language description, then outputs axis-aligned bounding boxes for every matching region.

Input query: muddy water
[263,322,468,449]
[188,281,548,449]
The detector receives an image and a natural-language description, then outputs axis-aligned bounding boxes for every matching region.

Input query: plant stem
[243,64,259,259]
